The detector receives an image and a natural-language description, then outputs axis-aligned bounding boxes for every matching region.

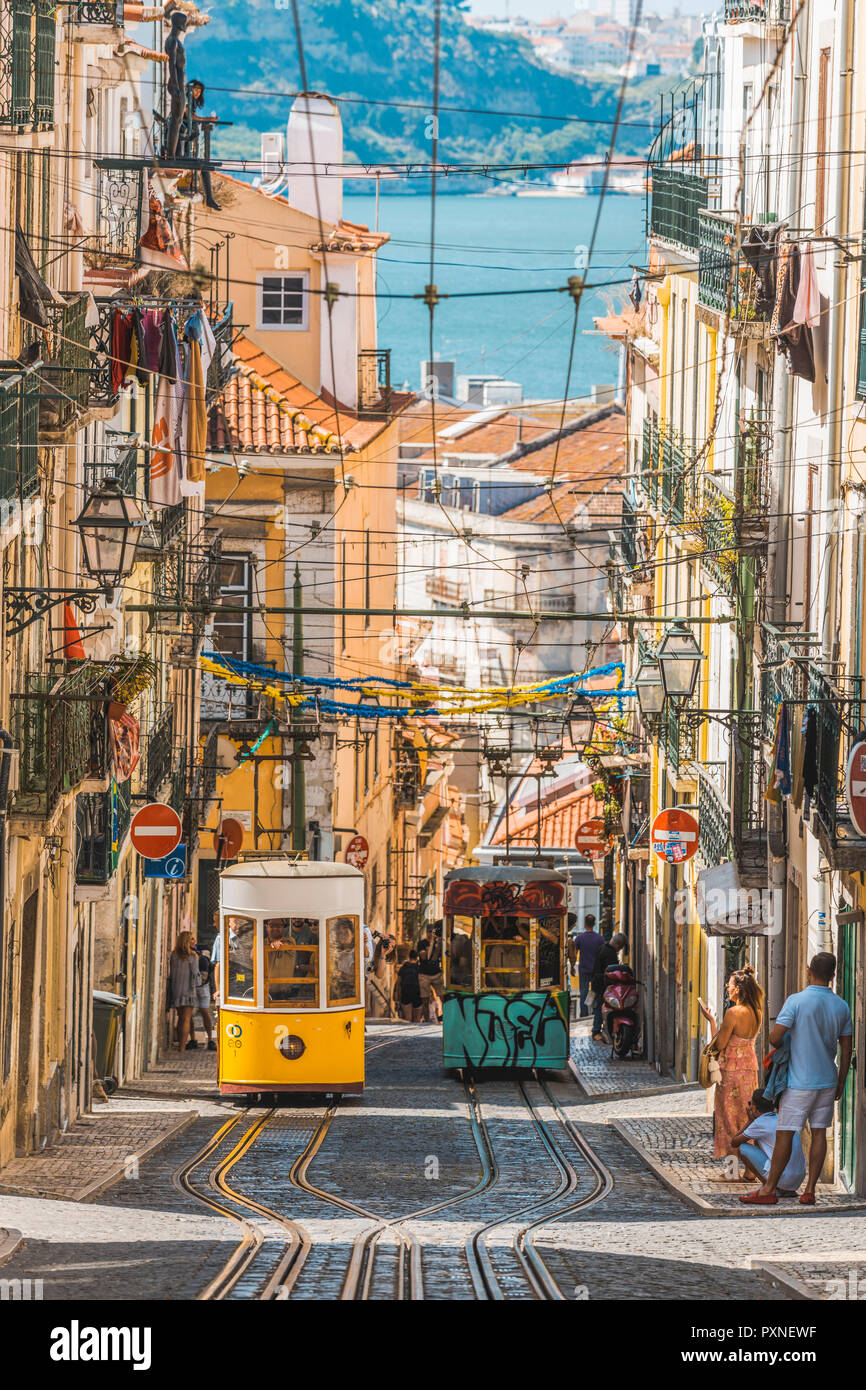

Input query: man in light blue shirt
[741,952,852,1207]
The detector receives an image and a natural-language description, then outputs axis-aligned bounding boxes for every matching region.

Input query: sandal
[799,1191,816,1205]
[738,1189,778,1205]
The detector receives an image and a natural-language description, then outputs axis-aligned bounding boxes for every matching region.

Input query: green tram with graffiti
[441,866,570,1072]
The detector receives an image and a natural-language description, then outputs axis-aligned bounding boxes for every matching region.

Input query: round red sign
[213,818,245,861]
[345,834,369,870]
[575,817,608,860]
[130,802,183,860]
[845,740,866,838]
[651,808,699,864]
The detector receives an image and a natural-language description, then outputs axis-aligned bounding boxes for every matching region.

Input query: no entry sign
[846,740,866,838]
[575,818,608,860]
[651,808,699,865]
[130,802,183,860]
[345,834,369,870]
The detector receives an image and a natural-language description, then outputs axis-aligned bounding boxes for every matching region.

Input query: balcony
[90,298,234,411]
[697,474,737,595]
[13,667,110,819]
[426,573,467,604]
[69,0,124,33]
[0,0,55,129]
[0,370,39,503]
[358,349,391,417]
[731,712,766,885]
[695,763,733,869]
[698,213,773,328]
[75,780,132,885]
[725,1,789,22]
[649,166,708,253]
[40,295,92,430]
[85,165,146,288]
[145,706,174,801]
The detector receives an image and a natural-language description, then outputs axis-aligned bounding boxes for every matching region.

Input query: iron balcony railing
[84,440,140,501]
[695,763,733,869]
[0,0,55,128]
[649,166,708,252]
[725,0,789,22]
[698,212,775,321]
[620,493,638,570]
[425,573,468,603]
[75,779,132,885]
[90,165,145,276]
[145,705,174,801]
[641,415,659,505]
[358,348,391,416]
[41,294,91,427]
[90,298,234,409]
[0,371,39,502]
[700,473,737,595]
[13,667,110,819]
[70,0,124,25]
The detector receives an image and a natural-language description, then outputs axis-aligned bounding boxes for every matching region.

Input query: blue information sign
[144,844,187,880]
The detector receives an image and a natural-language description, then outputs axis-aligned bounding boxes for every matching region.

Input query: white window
[257,272,309,330]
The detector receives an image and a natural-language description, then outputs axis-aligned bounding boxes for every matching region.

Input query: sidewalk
[570,1023,698,1101]
[124,1039,219,1097]
[0,1106,197,1203]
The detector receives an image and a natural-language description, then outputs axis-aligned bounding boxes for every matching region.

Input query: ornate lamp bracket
[4,588,102,637]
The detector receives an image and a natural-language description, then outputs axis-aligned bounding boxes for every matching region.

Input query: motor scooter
[601,963,640,1059]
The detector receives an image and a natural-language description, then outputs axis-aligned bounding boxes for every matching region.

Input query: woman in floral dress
[700,965,763,1167]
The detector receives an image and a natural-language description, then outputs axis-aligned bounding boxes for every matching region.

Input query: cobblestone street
[1,1023,863,1302]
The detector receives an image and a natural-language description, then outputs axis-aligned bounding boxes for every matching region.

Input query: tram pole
[291,564,306,854]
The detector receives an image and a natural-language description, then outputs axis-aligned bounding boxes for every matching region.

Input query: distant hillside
[191,0,665,182]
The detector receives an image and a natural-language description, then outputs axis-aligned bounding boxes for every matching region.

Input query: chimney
[286,93,343,227]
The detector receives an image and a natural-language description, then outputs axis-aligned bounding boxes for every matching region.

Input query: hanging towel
[771,242,815,383]
[802,706,819,800]
[792,240,820,328]
[150,326,181,507]
[185,336,207,484]
[110,308,135,395]
[765,701,791,803]
[790,707,805,810]
[138,174,188,272]
[186,308,217,379]
[140,308,165,374]
[741,223,782,319]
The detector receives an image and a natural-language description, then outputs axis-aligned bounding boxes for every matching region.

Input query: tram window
[537,916,563,989]
[446,916,474,987]
[264,918,319,1007]
[326,915,360,1005]
[481,917,529,991]
[225,916,256,1003]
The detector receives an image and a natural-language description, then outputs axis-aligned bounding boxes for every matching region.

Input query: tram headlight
[279,1034,306,1060]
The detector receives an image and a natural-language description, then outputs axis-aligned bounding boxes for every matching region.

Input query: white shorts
[777,1085,837,1131]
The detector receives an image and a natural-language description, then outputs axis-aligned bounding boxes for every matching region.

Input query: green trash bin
[92,990,125,1094]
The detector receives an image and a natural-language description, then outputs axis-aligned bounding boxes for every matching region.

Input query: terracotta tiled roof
[497,406,626,504]
[488,766,604,849]
[208,334,412,455]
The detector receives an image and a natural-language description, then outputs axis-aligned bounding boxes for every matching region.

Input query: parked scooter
[601,963,640,1059]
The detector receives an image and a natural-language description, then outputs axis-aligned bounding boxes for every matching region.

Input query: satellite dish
[215,736,239,778]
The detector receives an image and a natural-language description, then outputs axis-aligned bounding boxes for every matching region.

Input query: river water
[343,191,648,402]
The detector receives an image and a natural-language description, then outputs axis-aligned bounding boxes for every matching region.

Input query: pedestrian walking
[169,931,199,1055]
[395,948,423,1022]
[418,924,444,1022]
[190,945,216,1051]
[740,952,853,1207]
[729,1089,806,1194]
[573,913,604,1019]
[590,932,628,1041]
[699,965,762,1166]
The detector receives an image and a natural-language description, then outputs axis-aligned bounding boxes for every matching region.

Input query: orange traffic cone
[63,603,86,660]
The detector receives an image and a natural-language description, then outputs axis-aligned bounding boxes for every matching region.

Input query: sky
[467,1,711,16]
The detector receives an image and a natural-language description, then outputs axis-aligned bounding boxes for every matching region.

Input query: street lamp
[634,658,665,717]
[565,694,596,754]
[74,476,145,593]
[656,621,705,703]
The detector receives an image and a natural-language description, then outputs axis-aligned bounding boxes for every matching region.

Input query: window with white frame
[257,272,309,330]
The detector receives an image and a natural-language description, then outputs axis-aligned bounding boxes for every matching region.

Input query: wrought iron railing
[425,573,468,603]
[90,298,234,409]
[0,371,39,501]
[649,166,708,252]
[70,0,124,24]
[641,415,659,505]
[145,705,174,800]
[358,348,391,416]
[41,294,91,426]
[75,779,131,885]
[33,0,55,126]
[84,435,141,500]
[13,666,109,818]
[695,762,733,868]
[699,473,737,594]
[725,0,789,21]
[699,212,771,321]
[732,711,765,843]
[659,428,694,525]
[92,165,145,272]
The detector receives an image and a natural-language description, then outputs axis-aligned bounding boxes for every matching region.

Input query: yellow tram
[217,861,366,1095]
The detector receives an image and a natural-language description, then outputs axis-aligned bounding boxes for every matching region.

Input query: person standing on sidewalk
[574,914,604,1020]
[590,932,628,1041]
[741,952,852,1207]
[169,932,199,1055]
[700,965,763,1169]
